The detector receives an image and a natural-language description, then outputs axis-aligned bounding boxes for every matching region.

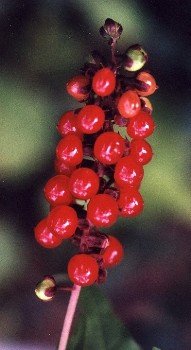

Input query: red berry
[54,158,76,176]
[127,111,155,139]
[68,254,99,286]
[69,168,99,200]
[87,194,118,227]
[44,175,73,206]
[77,105,105,134]
[94,131,125,165]
[136,71,157,96]
[118,187,144,217]
[56,134,83,166]
[47,205,78,239]
[117,90,141,118]
[102,236,124,268]
[66,75,90,101]
[114,156,144,188]
[34,218,63,248]
[130,139,153,165]
[57,110,82,138]
[92,68,116,97]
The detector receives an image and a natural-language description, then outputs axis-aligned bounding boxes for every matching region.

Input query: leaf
[23,15,85,73]
[0,75,55,181]
[141,121,191,226]
[68,315,86,349]
[0,220,27,285]
[68,286,142,350]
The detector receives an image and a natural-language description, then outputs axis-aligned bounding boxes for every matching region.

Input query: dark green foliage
[68,286,142,350]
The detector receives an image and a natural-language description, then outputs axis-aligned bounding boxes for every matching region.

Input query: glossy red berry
[127,111,155,139]
[57,110,82,138]
[102,236,124,268]
[130,139,153,165]
[87,194,119,227]
[118,187,144,217]
[69,168,99,200]
[44,175,73,206]
[68,254,99,286]
[77,105,105,134]
[136,72,157,96]
[34,218,63,248]
[54,158,76,176]
[66,75,90,101]
[56,134,83,166]
[94,131,125,165]
[114,156,144,188]
[117,90,141,119]
[47,205,78,239]
[92,68,116,97]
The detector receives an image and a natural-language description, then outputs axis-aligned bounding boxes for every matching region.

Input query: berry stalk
[58,284,81,350]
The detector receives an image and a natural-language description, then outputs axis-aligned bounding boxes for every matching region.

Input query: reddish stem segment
[111,39,117,66]
[58,284,81,350]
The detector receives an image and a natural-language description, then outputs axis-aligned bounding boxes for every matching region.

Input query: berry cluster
[34,18,157,292]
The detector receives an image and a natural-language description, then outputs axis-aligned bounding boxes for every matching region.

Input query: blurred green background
[0,0,191,349]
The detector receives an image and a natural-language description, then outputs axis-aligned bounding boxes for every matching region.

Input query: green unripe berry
[35,276,56,301]
[124,44,148,72]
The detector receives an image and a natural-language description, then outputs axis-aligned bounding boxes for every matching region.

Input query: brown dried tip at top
[100,18,123,41]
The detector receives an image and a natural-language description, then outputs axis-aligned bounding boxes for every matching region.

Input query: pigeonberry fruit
[56,134,83,166]
[66,75,90,101]
[34,218,63,248]
[69,168,99,200]
[136,72,157,96]
[124,45,148,72]
[94,131,125,165]
[118,187,144,217]
[114,156,144,188]
[35,276,56,301]
[130,139,153,165]
[87,194,119,227]
[77,105,105,134]
[57,110,82,138]
[92,68,116,97]
[117,90,141,118]
[47,205,78,239]
[44,175,73,206]
[127,111,155,139]
[68,254,99,286]
[102,236,124,268]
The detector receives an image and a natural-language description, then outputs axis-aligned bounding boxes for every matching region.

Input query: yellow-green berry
[124,45,148,72]
[35,275,56,301]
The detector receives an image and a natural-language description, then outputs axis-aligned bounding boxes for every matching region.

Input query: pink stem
[58,284,81,350]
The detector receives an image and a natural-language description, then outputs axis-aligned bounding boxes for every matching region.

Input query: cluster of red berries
[34,18,157,291]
